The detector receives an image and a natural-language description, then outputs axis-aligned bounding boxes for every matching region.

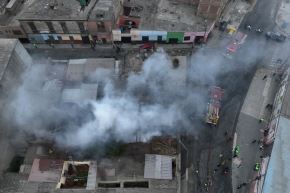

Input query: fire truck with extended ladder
[205,86,224,125]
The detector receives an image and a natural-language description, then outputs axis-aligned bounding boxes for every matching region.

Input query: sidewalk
[231,67,280,193]
[222,0,252,30]
[23,43,193,50]
[206,0,252,48]
[276,0,290,35]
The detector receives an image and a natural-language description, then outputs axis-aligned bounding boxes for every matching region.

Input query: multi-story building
[0,0,33,42]
[17,0,97,44]
[15,0,123,44]
[197,0,229,19]
[87,0,123,43]
[112,0,215,44]
[0,0,226,44]
[0,38,32,176]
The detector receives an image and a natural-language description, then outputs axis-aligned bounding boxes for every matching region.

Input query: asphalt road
[188,0,286,192]
[241,0,281,31]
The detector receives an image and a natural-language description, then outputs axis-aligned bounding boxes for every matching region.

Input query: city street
[187,0,287,192]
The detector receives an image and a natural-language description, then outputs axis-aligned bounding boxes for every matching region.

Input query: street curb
[248,0,258,12]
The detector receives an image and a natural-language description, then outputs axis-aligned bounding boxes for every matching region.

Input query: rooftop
[18,0,97,21]
[66,58,115,83]
[28,159,64,183]
[0,0,37,26]
[144,154,173,180]
[57,161,95,189]
[0,39,17,81]
[125,0,214,32]
[61,83,98,103]
[88,0,115,21]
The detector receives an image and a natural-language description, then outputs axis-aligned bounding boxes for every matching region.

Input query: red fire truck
[205,86,224,125]
[224,31,247,59]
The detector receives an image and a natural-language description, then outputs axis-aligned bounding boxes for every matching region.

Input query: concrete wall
[197,0,224,19]
[0,25,27,39]
[20,21,85,34]
[175,0,199,5]
[0,40,32,177]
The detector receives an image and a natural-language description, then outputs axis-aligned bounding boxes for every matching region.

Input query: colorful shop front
[112,23,214,44]
[27,33,91,44]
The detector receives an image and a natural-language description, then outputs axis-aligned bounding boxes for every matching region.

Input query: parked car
[223,31,247,59]
[265,32,286,42]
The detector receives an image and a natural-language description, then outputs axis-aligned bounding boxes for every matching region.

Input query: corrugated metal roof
[144,154,172,180]
[66,58,115,83]
[28,159,63,183]
[61,83,98,103]
[262,117,290,193]
[66,60,84,82]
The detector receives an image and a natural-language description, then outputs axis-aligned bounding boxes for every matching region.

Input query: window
[96,12,104,19]
[46,22,56,33]
[142,36,149,42]
[81,36,90,44]
[101,38,107,43]
[97,21,105,32]
[157,36,163,42]
[60,22,69,33]
[184,36,190,41]
[12,30,22,35]
[28,22,38,33]
[77,22,86,33]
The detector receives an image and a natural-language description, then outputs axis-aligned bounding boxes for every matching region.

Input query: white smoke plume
[6,43,259,150]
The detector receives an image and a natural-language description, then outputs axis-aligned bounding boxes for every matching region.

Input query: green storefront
[166,32,184,43]
[79,0,87,6]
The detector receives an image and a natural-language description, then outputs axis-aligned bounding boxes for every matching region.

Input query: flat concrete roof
[88,0,114,21]
[66,58,115,83]
[61,83,98,103]
[0,0,37,26]
[144,154,173,180]
[132,0,213,32]
[28,159,64,183]
[18,0,97,21]
[0,39,17,81]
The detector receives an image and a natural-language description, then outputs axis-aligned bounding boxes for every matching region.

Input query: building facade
[17,0,98,44]
[197,0,227,19]
[112,0,215,44]
[0,38,32,176]
[0,0,219,44]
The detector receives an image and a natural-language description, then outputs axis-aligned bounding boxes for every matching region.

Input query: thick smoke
[6,43,259,150]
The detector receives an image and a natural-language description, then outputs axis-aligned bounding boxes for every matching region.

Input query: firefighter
[254,163,261,171]
[233,145,240,157]
[259,118,265,123]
